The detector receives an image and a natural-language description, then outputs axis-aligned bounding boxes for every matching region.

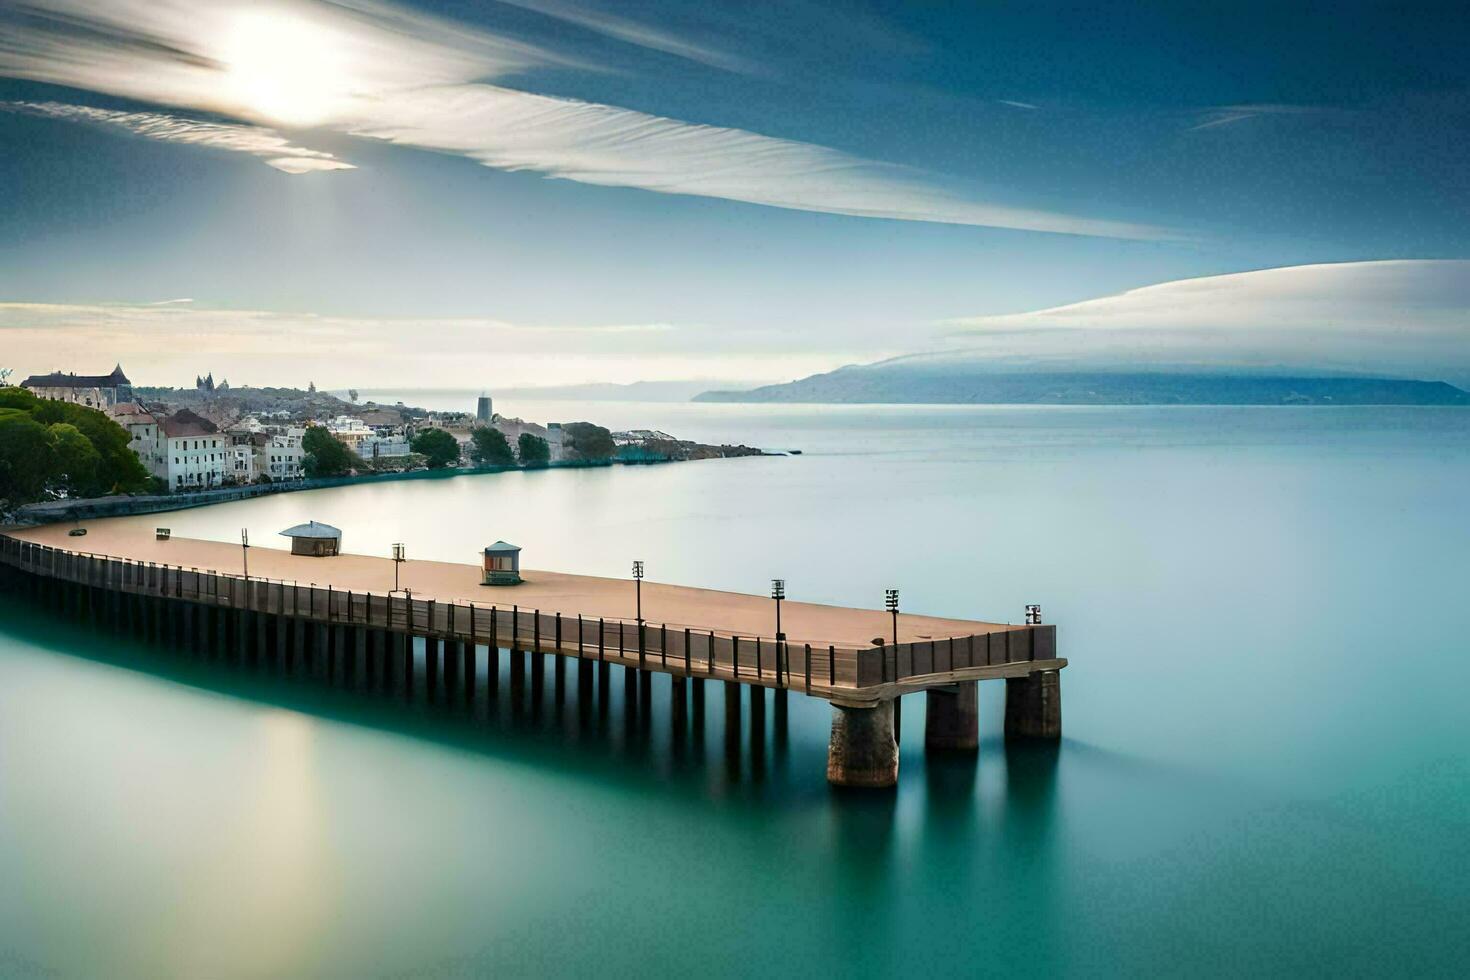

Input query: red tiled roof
[161,408,219,438]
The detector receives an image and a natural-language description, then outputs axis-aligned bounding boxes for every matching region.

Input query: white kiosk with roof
[279,521,342,557]
[482,541,522,585]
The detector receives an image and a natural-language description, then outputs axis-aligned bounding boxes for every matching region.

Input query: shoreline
[10,456,742,527]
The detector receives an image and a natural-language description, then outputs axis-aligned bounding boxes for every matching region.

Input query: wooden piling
[426,637,441,703]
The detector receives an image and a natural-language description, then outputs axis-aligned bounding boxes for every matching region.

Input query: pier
[0,521,1063,787]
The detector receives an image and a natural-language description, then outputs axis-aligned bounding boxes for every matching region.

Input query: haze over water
[3,403,1468,977]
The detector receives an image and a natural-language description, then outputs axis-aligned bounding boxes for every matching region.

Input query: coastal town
[6,364,765,500]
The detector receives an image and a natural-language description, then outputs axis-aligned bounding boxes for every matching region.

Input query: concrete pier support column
[826,700,899,788]
[638,669,652,732]
[462,643,476,705]
[622,666,638,735]
[749,685,766,777]
[314,623,330,681]
[925,682,980,752]
[258,614,273,671]
[239,611,254,668]
[508,646,526,702]
[353,627,369,692]
[531,659,546,723]
[399,634,414,700]
[181,603,195,655]
[723,682,742,776]
[443,639,461,702]
[291,618,305,675]
[1005,669,1062,739]
[381,631,397,695]
[333,625,350,686]
[486,646,499,698]
[425,638,441,702]
[671,675,688,733]
[577,658,594,700]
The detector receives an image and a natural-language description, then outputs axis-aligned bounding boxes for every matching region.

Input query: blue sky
[2,1,1467,387]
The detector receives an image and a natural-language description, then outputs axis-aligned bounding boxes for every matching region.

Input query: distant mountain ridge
[695,369,1470,406]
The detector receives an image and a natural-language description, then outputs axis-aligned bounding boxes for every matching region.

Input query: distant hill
[500,380,771,402]
[696,368,1470,406]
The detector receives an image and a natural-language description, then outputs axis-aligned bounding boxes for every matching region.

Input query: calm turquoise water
[2,404,1468,978]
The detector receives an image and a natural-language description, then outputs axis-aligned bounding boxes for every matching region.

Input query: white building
[265,426,306,481]
[160,409,228,491]
[108,402,166,479]
[366,436,412,459]
[326,415,376,458]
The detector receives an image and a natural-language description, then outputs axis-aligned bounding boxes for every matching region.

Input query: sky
[1,0,1468,389]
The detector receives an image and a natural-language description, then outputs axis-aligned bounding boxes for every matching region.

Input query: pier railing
[0,534,1055,696]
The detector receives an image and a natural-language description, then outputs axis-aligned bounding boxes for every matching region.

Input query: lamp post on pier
[772,578,787,685]
[241,528,250,579]
[632,560,644,623]
[885,587,902,741]
[392,542,405,591]
[771,578,786,642]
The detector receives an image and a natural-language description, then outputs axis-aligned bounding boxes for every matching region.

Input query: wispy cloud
[997,99,1038,110]
[939,260,1470,385]
[495,0,758,74]
[342,83,1165,237]
[1184,103,1322,132]
[0,0,1165,239]
[3,101,353,173]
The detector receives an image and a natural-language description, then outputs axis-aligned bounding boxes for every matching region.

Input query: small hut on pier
[482,541,522,585]
[279,521,342,557]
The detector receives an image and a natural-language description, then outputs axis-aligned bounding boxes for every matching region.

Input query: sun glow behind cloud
[219,9,352,127]
[0,0,1165,238]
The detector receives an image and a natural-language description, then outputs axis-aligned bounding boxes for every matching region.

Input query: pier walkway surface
[2,519,1064,787]
[8,520,1009,652]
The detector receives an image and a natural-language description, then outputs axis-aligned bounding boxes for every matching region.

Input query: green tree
[31,401,148,495]
[470,426,515,466]
[562,422,615,461]
[0,409,57,506]
[47,422,101,496]
[0,387,40,412]
[0,394,147,502]
[411,428,462,469]
[302,426,358,477]
[518,432,550,467]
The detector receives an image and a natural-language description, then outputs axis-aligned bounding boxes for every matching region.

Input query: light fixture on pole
[632,560,644,622]
[771,578,786,642]
[1025,603,1042,625]
[392,542,405,591]
[884,588,900,646]
[241,528,250,579]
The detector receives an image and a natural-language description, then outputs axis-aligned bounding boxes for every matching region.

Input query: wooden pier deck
[7,521,1016,651]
